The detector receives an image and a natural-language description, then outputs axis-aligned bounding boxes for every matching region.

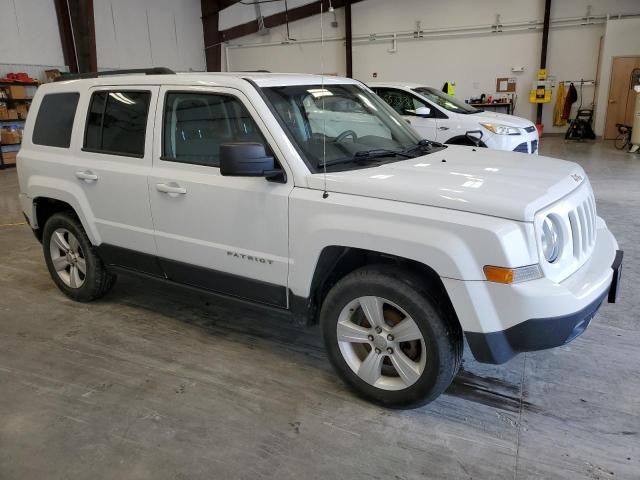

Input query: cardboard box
[45,69,61,83]
[0,104,8,120]
[16,104,28,119]
[7,85,26,99]
[2,151,17,165]
[1,129,21,144]
[7,109,18,120]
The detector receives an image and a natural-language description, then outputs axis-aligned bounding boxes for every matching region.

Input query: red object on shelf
[0,72,37,84]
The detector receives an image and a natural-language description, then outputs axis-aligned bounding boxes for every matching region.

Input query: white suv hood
[469,110,533,129]
[306,145,585,222]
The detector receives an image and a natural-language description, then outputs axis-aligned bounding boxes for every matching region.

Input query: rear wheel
[42,212,116,301]
[320,265,463,408]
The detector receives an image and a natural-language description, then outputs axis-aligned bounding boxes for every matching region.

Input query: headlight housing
[541,215,562,263]
[480,123,521,135]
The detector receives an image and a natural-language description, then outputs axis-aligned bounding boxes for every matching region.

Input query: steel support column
[536,0,552,125]
[345,0,352,78]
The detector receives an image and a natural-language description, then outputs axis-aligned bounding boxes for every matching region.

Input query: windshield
[261,84,440,172]
[413,87,480,114]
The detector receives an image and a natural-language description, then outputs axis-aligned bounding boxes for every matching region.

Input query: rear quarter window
[32,93,80,148]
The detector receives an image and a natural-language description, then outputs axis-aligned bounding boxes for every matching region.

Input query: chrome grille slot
[568,211,582,257]
[589,195,597,244]
[568,193,597,260]
[585,199,595,247]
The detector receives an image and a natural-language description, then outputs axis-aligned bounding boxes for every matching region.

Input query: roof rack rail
[55,67,175,82]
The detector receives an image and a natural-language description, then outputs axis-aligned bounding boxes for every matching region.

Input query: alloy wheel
[336,296,427,391]
[49,228,86,289]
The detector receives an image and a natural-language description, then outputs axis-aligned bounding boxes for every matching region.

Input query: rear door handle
[156,182,187,196]
[438,126,450,131]
[75,170,98,182]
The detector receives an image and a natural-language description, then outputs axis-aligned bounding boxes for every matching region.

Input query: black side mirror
[464,130,484,147]
[219,143,285,182]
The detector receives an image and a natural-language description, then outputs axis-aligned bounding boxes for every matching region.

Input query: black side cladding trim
[465,288,608,364]
[159,258,288,308]
[96,243,288,308]
[97,244,164,277]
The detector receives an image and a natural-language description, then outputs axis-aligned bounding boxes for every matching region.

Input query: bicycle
[614,123,633,150]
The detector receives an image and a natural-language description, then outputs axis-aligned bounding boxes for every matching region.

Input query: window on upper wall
[162,92,267,167]
[32,93,80,148]
[84,90,151,157]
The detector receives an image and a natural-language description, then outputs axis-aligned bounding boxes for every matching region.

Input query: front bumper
[485,130,539,155]
[443,218,621,364]
[466,253,620,363]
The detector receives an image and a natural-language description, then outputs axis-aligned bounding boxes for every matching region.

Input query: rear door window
[32,93,80,148]
[84,91,151,157]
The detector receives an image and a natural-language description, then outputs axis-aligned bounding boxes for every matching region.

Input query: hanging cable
[320,2,328,199]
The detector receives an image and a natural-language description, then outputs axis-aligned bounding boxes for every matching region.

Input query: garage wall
[223,0,640,134]
[224,10,347,76]
[94,0,205,72]
[0,0,66,79]
[594,17,640,136]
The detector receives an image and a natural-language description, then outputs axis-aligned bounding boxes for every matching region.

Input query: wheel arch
[30,189,99,245]
[445,135,488,148]
[291,246,461,333]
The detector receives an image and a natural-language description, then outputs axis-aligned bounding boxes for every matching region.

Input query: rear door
[74,86,160,273]
[148,86,293,307]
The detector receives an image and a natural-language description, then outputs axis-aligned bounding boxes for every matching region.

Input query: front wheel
[320,265,463,408]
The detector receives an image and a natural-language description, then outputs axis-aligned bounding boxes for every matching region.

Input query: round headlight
[541,215,561,263]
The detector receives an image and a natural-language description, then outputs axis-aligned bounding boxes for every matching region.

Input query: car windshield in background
[413,87,480,114]
[261,84,442,172]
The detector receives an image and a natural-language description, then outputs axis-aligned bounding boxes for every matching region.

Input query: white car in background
[369,82,539,154]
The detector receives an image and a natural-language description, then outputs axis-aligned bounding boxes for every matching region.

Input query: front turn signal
[483,264,543,284]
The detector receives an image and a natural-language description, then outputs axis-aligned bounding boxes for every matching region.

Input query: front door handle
[438,126,450,131]
[75,170,98,183]
[156,182,187,196]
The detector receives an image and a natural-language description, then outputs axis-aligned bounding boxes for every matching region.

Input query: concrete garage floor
[0,137,638,480]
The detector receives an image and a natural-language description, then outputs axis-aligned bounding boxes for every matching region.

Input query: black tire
[614,133,629,150]
[320,265,463,409]
[42,212,116,302]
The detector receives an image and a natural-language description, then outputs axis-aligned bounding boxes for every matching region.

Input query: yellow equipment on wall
[442,81,455,96]
[529,68,552,104]
[553,81,567,126]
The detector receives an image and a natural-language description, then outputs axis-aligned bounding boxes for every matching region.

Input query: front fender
[289,189,538,298]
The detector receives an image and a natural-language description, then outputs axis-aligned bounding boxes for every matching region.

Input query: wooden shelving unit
[0,80,37,169]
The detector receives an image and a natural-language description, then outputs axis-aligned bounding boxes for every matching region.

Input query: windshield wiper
[400,139,443,154]
[316,141,444,168]
[317,148,413,168]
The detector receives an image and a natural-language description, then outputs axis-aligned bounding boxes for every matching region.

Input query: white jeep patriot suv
[17,68,623,408]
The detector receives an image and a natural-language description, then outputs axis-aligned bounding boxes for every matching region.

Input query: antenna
[321,2,329,199]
